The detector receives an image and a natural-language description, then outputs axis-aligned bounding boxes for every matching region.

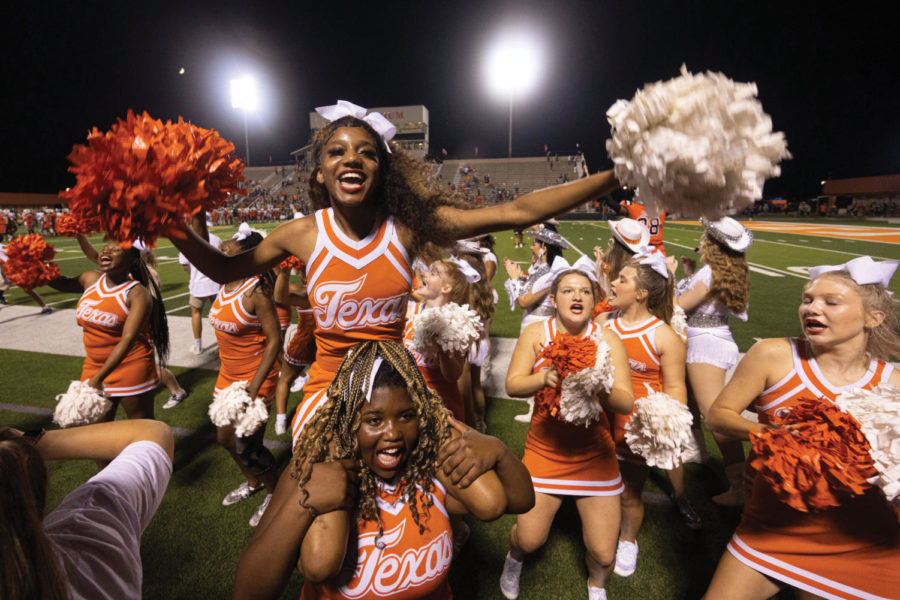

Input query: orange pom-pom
[3,234,60,291]
[55,213,100,237]
[279,255,305,272]
[534,333,598,419]
[60,110,246,247]
[750,397,876,512]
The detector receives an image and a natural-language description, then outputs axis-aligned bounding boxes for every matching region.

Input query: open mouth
[570,301,584,315]
[804,318,826,334]
[338,171,366,193]
[99,255,113,267]
[375,444,405,471]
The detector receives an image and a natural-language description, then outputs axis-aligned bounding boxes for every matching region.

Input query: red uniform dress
[300,479,453,600]
[402,302,465,420]
[728,337,899,600]
[209,276,279,399]
[75,274,157,396]
[523,318,623,496]
[291,208,412,445]
[621,201,666,254]
[603,313,665,462]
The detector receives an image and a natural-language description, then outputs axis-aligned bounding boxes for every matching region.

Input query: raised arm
[434,170,619,239]
[76,234,99,264]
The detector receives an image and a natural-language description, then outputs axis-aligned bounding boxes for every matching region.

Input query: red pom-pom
[750,397,876,512]
[55,213,100,237]
[59,110,246,248]
[534,333,598,419]
[279,255,305,272]
[3,234,60,291]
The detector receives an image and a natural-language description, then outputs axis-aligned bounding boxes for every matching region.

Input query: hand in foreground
[436,417,504,488]
[504,257,523,280]
[301,459,360,516]
[665,255,678,276]
[593,245,605,262]
[543,366,559,389]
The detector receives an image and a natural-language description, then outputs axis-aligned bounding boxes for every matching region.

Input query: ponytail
[129,258,170,367]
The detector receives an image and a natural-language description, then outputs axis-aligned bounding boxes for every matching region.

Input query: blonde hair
[289,341,451,536]
[624,259,675,324]
[806,271,900,361]
[700,234,750,314]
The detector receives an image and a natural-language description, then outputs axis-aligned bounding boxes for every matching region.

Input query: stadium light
[230,76,259,166]
[484,30,543,158]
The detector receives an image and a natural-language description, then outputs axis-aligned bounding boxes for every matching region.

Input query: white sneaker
[249,494,272,527]
[513,400,533,423]
[587,582,607,600]
[222,481,263,506]
[189,342,202,355]
[274,414,288,436]
[614,539,638,577]
[290,372,309,393]
[163,390,187,409]
[499,552,522,600]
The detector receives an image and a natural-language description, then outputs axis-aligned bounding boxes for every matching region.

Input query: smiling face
[315,126,381,209]
[551,272,595,323]
[357,385,420,481]
[608,265,645,309]
[97,243,135,273]
[799,275,873,348]
[415,261,450,301]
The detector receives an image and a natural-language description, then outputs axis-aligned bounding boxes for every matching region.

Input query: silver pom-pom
[208,381,269,437]
[624,386,694,469]
[606,64,791,219]
[53,380,112,428]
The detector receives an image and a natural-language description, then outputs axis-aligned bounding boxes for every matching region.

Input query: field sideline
[1,218,897,599]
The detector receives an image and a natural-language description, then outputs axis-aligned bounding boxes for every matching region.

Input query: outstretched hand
[436,417,504,489]
[301,459,361,516]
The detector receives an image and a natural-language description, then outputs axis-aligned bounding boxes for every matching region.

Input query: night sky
[2,0,897,201]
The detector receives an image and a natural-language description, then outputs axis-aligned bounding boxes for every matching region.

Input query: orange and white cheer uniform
[603,313,665,462]
[276,301,293,331]
[522,318,623,496]
[284,307,317,367]
[727,337,899,600]
[209,276,279,399]
[291,208,412,445]
[300,479,453,600]
[76,274,157,396]
[402,301,465,420]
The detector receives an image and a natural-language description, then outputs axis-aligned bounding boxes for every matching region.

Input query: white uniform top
[179,232,222,298]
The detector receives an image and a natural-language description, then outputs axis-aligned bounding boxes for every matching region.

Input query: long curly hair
[623,258,675,324]
[289,341,452,537]
[700,235,750,314]
[807,271,900,361]
[306,116,468,256]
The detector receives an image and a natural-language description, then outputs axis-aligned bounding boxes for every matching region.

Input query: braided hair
[127,249,169,366]
[289,341,451,538]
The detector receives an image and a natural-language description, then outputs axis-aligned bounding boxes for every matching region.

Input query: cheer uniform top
[603,313,665,462]
[300,479,453,600]
[402,301,465,421]
[728,337,899,600]
[276,301,293,331]
[677,265,747,370]
[291,209,412,445]
[75,274,157,396]
[209,276,279,399]
[523,318,623,496]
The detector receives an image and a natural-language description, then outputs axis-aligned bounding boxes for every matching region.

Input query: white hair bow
[449,255,482,283]
[807,256,898,288]
[532,255,598,294]
[233,222,253,241]
[634,245,669,279]
[315,100,397,153]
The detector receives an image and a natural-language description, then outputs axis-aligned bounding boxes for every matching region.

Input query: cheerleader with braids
[49,242,169,421]
[234,340,534,600]
[211,231,282,527]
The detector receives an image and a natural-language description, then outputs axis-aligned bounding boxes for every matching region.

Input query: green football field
[1,218,897,599]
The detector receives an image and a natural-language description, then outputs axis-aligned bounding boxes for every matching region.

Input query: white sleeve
[178,252,188,266]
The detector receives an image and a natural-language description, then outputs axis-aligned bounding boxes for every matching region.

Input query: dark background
[2,0,896,201]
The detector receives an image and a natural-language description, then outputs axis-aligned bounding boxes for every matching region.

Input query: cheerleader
[703,256,900,599]
[170,100,620,445]
[234,340,534,599]
[49,243,168,420]
[210,232,281,527]
[500,268,633,600]
[676,217,752,506]
[593,218,650,311]
[598,251,698,580]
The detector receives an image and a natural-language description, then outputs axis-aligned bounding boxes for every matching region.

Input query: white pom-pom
[834,384,900,506]
[606,65,791,219]
[558,330,615,427]
[53,380,112,427]
[411,302,482,358]
[624,387,694,469]
[670,305,687,339]
[208,381,269,437]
